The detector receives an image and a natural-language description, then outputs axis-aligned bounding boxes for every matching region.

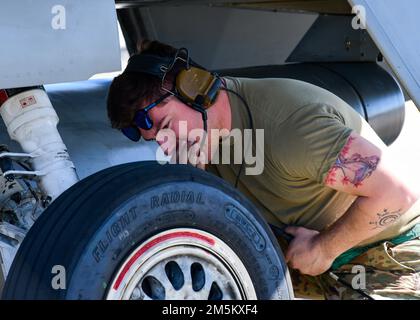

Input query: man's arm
[285,131,419,275]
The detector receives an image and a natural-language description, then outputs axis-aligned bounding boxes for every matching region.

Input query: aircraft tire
[3,161,293,300]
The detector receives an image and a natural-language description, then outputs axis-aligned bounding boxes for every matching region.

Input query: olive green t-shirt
[208,77,420,246]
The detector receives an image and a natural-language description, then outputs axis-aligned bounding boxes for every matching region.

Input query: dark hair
[107,40,178,129]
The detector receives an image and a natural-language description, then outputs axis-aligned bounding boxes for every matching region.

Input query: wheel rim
[106,228,257,300]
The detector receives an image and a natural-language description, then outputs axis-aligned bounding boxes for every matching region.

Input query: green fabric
[208,77,420,245]
[331,223,420,270]
[209,77,365,229]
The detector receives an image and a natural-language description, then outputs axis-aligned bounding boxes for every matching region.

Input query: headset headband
[124,51,205,78]
[124,54,174,78]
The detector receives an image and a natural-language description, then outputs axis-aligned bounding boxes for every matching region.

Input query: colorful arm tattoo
[325,136,380,187]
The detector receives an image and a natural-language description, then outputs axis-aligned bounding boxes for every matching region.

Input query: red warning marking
[0,90,8,107]
[19,95,37,108]
[113,231,215,290]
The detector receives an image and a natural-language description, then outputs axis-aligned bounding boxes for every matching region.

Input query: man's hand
[285,226,336,276]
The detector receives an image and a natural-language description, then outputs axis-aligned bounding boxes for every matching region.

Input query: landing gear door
[348,0,420,108]
[0,0,121,89]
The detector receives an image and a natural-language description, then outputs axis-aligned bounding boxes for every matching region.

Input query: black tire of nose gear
[2,161,294,300]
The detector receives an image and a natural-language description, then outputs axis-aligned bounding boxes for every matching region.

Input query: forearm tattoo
[325,136,380,187]
[369,208,402,230]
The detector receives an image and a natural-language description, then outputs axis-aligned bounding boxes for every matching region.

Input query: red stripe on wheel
[113,231,215,290]
[0,90,8,106]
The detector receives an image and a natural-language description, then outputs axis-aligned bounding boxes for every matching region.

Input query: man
[107,40,420,299]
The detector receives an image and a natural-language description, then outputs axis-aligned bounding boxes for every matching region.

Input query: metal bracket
[0,152,42,180]
[2,170,43,180]
[0,152,34,161]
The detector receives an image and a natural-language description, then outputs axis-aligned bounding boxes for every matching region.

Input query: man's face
[139,95,209,164]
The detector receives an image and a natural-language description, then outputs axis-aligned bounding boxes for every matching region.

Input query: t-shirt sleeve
[272,103,353,183]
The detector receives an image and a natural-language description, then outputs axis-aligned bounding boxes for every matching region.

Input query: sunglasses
[121,92,172,142]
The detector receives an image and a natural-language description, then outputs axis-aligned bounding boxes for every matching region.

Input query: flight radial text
[151,191,205,209]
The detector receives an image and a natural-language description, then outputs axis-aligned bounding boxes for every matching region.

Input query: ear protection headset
[124,47,254,189]
[123,48,223,131]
